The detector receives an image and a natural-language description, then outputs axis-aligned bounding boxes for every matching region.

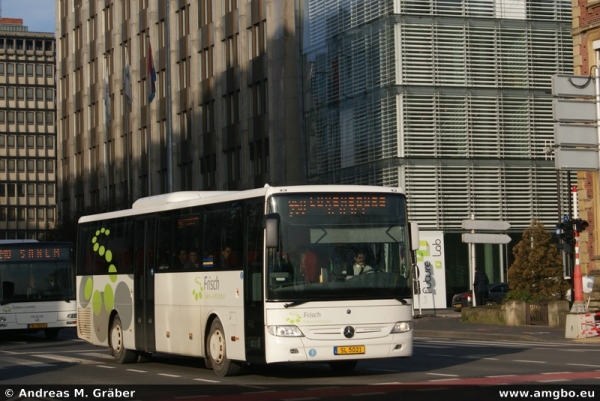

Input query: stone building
[0,18,56,239]
[56,0,304,215]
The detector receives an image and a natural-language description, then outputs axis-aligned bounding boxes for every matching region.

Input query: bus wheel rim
[111,325,122,353]
[209,330,224,364]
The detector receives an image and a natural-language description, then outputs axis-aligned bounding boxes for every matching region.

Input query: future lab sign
[413,231,447,310]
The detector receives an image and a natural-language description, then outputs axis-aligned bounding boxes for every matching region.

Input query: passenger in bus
[173,248,188,269]
[298,246,318,283]
[27,276,39,298]
[185,249,200,269]
[218,245,232,268]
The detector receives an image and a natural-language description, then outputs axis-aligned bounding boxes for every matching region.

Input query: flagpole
[124,44,131,206]
[147,36,154,196]
[165,0,173,193]
[103,56,110,206]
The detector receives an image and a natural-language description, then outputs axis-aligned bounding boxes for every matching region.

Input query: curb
[414,330,558,343]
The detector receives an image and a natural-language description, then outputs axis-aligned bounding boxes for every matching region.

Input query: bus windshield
[0,249,75,305]
[266,193,411,304]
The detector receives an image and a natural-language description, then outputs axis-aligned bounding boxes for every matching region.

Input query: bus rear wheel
[207,318,242,376]
[110,315,137,364]
[329,360,358,373]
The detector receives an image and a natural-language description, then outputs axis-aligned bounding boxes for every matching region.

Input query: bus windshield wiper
[284,300,310,308]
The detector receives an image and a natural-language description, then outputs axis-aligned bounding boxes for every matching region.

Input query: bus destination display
[0,246,70,262]
[287,196,388,216]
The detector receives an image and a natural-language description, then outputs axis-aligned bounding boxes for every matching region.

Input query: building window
[0,160,4,172]
[46,136,54,149]
[17,208,25,221]
[26,64,33,76]
[17,88,24,100]
[47,184,54,196]
[36,136,43,148]
[17,159,24,172]
[0,184,4,196]
[27,208,35,220]
[0,111,4,124]
[37,208,44,220]
[7,135,14,147]
[37,184,44,196]
[7,208,15,221]
[27,160,33,172]
[7,63,13,75]
[26,112,34,125]
[37,160,44,172]
[27,183,34,196]
[7,87,14,99]
[47,208,54,220]
[16,64,23,76]
[17,184,24,197]
[46,112,53,125]
[0,87,5,99]
[36,111,43,125]
[36,65,42,77]
[26,88,33,100]
[36,88,43,100]
[7,112,14,124]
[46,160,54,172]
[45,65,53,77]
[7,184,15,197]
[17,112,24,125]
[17,136,24,148]
[45,88,53,101]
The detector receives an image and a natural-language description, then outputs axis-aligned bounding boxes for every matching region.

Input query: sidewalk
[411,309,600,344]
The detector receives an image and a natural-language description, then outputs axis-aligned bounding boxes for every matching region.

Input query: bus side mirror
[264,213,280,248]
[409,222,420,251]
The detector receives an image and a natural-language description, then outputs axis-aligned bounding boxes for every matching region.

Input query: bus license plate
[29,323,47,329]
[334,346,365,355]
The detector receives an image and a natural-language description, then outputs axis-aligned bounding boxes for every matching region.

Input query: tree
[507,218,570,302]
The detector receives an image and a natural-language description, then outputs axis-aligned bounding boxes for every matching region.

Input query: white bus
[0,241,77,339]
[76,185,419,376]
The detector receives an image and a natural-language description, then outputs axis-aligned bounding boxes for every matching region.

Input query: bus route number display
[0,246,70,262]
[287,196,388,216]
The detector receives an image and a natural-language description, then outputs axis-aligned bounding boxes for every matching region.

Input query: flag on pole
[147,41,156,104]
[124,50,132,109]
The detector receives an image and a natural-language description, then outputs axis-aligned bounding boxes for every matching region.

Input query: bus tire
[110,315,137,364]
[207,318,242,376]
[44,329,59,339]
[329,360,358,373]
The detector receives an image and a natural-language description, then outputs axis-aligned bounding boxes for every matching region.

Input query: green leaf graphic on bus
[91,228,118,281]
[2,307,11,313]
[286,312,301,324]
[193,277,204,300]
[85,227,121,317]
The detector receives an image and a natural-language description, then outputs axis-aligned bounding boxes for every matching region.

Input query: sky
[3,0,55,34]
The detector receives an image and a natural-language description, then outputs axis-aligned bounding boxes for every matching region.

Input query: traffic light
[555,222,565,239]
[563,219,574,244]
[573,218,589,233]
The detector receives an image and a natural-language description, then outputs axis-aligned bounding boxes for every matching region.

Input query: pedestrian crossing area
[0,350,112,370]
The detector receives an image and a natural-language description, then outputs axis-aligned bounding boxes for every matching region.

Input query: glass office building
[301,0,573,301]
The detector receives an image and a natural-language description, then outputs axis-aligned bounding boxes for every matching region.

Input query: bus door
[134,216,157,353]
[244,202,266,363]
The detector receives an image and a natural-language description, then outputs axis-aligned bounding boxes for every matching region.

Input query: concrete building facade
[300,0,574,298]
[0,18,57,239]
[56,0,304,216]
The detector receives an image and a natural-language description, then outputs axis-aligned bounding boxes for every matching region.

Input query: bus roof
[78,184,405,224]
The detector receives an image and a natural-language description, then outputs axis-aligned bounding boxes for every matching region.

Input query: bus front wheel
[110,315,137,364]
[207,318,242,376]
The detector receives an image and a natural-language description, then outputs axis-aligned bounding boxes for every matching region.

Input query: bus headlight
[267,325,305,337]
[67,313,77,319]
[391,321,412,333]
